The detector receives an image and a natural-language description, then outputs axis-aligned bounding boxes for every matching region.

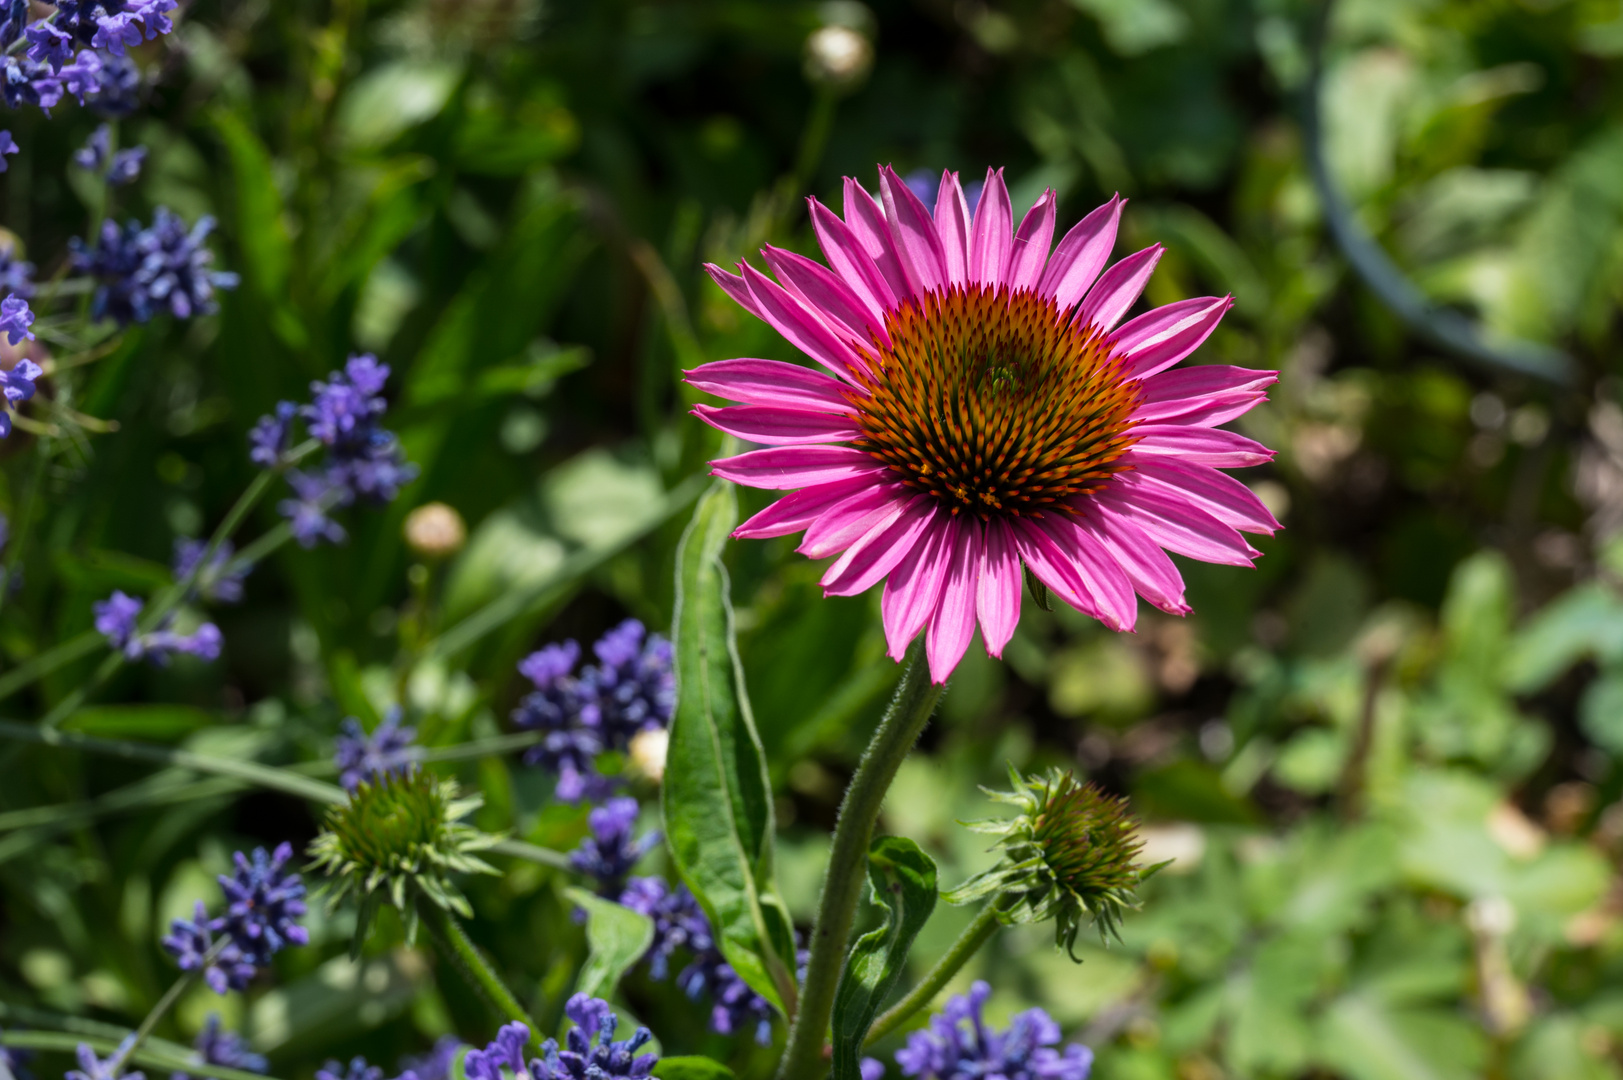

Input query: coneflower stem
[864,900,1003,1047]
[778,642,945,1080]
[415,899,542,1051]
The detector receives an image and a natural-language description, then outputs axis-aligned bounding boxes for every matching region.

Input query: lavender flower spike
[66,1038,144,1080]
[170,1016,266,1080]
[316,1059,382,1080]
[569,796,657,895]
[334,708,417,791]
[0,130,17,171]
[0,294,34,344]
[0,355,41,438]
[895,982,1093,1080]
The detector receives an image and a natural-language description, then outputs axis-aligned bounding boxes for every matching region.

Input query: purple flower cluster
[93,589,221,664]
[463,996,657,1080]
[398,1038,464,1080]
[161,843,309,994]
[250,355,417,547]
[170,1016,266,1080]
[71,208,239,326]
[334,709,417,791]
[513,619,675,801]
[173,539,248,604]
[0,351,40,438]
[889,982,1093,1080]
[75,123,144,184]
[66,1038,141,1080]
[0,0,175,117]
[617,876,781,1045]
[0,243,35,297]
[570,796,658,895]
[317,1060,383,1080]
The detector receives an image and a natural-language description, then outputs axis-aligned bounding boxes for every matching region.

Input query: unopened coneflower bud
[944,766,1156,957]
[628,728,669,783]
[804,24,873,90]
[307,770,499,946]
[404,502,466,559]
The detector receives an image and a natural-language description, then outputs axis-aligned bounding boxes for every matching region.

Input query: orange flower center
[849,286,1142,519]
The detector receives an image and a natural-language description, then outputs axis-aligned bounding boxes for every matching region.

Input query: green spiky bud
[307,769,500,951]
[943,765,1158,959]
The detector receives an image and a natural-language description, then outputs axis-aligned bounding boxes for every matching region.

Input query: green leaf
[663,482,796,1014]
[566,887,655,1001]
[830,837,939,1080]
[652,1058,736,1080]
[208,108,304,349]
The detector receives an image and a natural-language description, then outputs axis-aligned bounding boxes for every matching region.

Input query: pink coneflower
[690,166,1279,683]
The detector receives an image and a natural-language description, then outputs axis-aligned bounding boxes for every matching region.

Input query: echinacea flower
[693,166,1278,682]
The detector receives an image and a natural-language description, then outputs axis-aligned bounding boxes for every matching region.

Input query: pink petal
[1115,296,1232,380]
[809,197,899,315]
[741,262,869,382]
[711,446,887,490]
[1129,425,1274,468]
[705,262,766,320]
[844,177,914,305]
[1005,189,1057,292]
[879,165,948,296]
[1125,458,1280,534]
[1010,517,1103,622]
[821,495,937,597]
[1086,506,1189,615]
[1092,481,1259,566]
[976,518,1022,658]
[935,171,972,286]
[733,477,882,539]
[1039,514,1137,632]
[881,513,954,660]
[1131,388,1267,428]
[1137,364,1277,406]
[685,358,861,415]
[799,482,910,559]
[691,403,862,446]
[761,244,889,349]
[926,518,979,683]
[1038,195,1123,310]
[968,168,1013,287]
[1078,245,1163,333]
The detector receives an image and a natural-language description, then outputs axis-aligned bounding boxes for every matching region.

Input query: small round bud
[944,766,1151,957]
[628,728,669,783]
[804,25,873,91]
[308,770,499,945]
[404,502,466,559]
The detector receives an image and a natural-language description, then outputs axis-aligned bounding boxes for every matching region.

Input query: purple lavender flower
[89,52,139,116]
[170,1016,266,1080]
[861,1061,885,1080]
[0,245,36,299]
[91,11,141,53]
[895,982,1093,1080]
[316,1059,382,1080]
[0,0,26,48]
[465,997,658,1080]
[0,356,41,438]
[66,1038,143,1080]
[75,124,111,171]
[54,50,100,105]
[161,901,257,994]
[569,797,657,895]
[0,295,34,345]
[618,877,710,980]
[71,208,238,326]
[279,469,348,548]
[398,1038,464,1080]
[93,590,142,652]
[215,843,309,967]
[248,401,296,468]
[305,356,388,447]
[173,539,248,604]
[0,1025,34,1080]
[334,709,417,791]
[512,623,673,802]
[0,130,16,172]
[25,22,73,69]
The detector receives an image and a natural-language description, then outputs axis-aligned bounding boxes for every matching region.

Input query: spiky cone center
[330,770,449,871]
[850,285,1142,519]
[1031,776,1145,901]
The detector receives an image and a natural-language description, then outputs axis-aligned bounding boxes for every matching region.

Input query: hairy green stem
[416,898,541,1047]
[778,642,944,1080]
[0,631,100,702]
[864,901,1002,1046]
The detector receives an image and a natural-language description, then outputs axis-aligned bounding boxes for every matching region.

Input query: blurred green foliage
[6,0,1623,1078]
